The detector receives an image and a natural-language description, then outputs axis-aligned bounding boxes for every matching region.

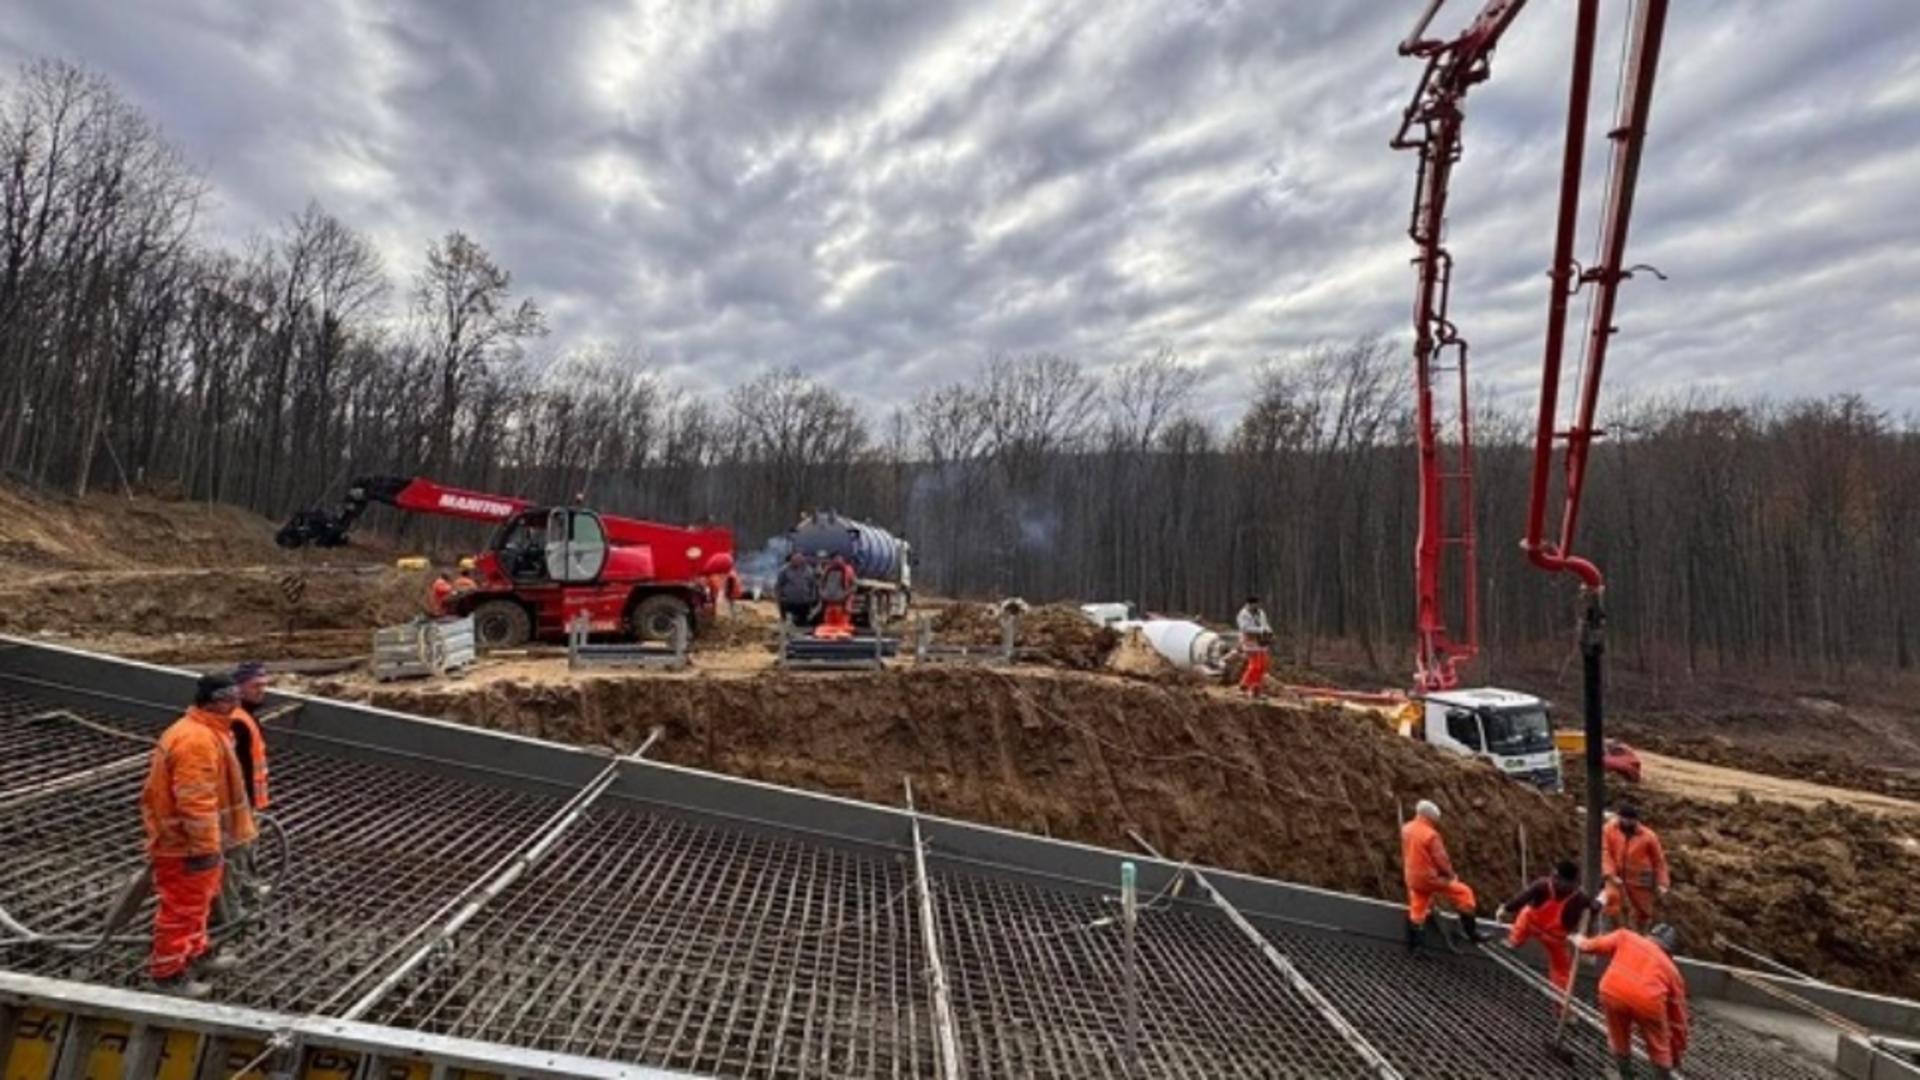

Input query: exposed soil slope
[324,665,1920,998]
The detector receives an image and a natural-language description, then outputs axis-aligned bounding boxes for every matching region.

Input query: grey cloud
[3,0,1916,423]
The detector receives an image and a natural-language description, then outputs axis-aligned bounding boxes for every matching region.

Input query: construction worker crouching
[1603,803,1670,930]
[141,674,258,998]
[1235,595,1272,697]
[428,571,455,617]
[453,557,479,594]
[815,553,857,639]
[1574,923,1689,1078]
[1496,859,1600,993]
[1401,799,1487,951]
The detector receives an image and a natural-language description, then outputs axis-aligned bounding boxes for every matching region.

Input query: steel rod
[1128,830,1404,1080]
[904,777,965,1080]
[339,730,660,1022]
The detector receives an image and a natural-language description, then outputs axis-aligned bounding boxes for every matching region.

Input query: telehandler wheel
[471,599,531,650]
[631,594,693,644]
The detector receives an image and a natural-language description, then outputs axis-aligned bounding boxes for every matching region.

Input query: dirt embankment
[327,666,1920,997]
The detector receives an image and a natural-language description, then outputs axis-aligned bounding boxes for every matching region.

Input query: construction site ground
[5,485,1920,1001]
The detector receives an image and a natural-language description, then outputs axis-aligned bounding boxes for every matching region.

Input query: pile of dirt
[930,602,1120,670]
[1564,772,1920,995]
[329,665,1920,997]
[1104,628,1184,680]
[0,566,423,638]
[0,482,352,571]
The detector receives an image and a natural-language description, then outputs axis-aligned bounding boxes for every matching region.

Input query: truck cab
[1413,687,1562,791]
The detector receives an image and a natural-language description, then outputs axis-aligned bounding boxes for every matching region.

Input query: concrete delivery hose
[0,812,289,954]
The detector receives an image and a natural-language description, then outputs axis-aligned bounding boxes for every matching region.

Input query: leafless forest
[3,60,1913,679]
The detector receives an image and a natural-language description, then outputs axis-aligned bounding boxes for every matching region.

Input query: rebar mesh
[0,686,1842,1079]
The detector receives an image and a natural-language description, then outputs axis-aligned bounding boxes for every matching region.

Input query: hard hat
[1415,799,1441,821]
[458,557,476,572]
[1648,923,1678,954]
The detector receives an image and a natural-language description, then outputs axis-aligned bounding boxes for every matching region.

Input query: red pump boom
[1393,0,1670,886]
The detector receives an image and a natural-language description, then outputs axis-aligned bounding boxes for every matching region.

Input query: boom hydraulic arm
[277,477,533,549]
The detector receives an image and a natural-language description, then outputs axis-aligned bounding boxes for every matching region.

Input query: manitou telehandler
[278,476,736,648]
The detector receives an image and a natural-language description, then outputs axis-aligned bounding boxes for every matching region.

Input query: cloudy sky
[5,0,1917,420]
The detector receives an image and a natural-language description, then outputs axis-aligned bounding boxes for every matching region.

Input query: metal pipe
[1128,830,1404,1080]
[1121,860,1140,1077]
[903,777,965,1080]
[336,729,661,1021]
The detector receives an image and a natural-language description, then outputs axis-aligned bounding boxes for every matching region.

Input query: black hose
[0,812,291,954]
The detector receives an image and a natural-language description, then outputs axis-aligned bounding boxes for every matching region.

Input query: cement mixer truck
[785,511,913,630]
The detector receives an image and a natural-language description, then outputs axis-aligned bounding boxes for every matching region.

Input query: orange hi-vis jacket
[229,705,270,810]
[1603,820,1671,890]
[1401,816,1456,892]
[141,707,258,859]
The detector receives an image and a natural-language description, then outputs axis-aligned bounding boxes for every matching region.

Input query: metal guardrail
[567,614,689,671]
[911,614,1018,666]
[370,617,475,682]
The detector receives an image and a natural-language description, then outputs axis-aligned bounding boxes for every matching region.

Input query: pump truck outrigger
[278,476,737,648]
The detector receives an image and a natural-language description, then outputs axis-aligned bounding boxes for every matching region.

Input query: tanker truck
[786,511,912,630]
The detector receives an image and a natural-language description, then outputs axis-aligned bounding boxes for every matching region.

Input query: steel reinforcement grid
[0,686,1835,1078]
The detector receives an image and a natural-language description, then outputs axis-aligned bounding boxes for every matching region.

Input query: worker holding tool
[1401,799,1487,951]
[1235,595,1272,697]
[141,674,257,998]
[815,552,857,639]
[1574,923,1689,1078]
[1603,804,1670,930]
[1496,859,1600,993]
[775,551,818,628]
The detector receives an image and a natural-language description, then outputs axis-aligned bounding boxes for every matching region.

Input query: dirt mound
[1564,772,1920,995]
[0,566,423,637]
[1105,628,1184,680]
[329,666,1920,998]
[930,602,1120,670]
[0,482,330,571]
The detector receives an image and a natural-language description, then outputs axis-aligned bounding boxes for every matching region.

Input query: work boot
[1459,911,1490,945]
[1405,920,1424,955]
[1648,1068,1673,1080]
[1430,913,1461,953]
[1612,1056,1636,1079]
[196,948,242,975]
[152,973,213,1000]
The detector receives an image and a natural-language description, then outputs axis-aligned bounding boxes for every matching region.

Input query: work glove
[1493,905,1510,922]
[184,851,223,873]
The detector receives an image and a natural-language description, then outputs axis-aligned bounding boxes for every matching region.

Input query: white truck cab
[1412,687,1563,791]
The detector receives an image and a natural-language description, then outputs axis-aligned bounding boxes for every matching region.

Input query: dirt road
[1638,750,1920,818]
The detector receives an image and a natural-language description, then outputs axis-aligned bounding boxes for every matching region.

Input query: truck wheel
[631,594,692,643]
[471,600,531,650]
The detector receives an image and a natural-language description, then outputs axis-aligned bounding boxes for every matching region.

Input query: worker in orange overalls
[1496,859,1600,993]
[428,571,455,617]
[1603,803,1670,930]
[1575,923,1689,1079]
[1402,799,1487,951]
[215,662,274,924]
[141,674,258,998]
[815,554,857,639]
[1235,596,1272,697]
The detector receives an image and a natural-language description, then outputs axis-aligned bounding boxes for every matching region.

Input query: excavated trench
[331,666,1920,1000]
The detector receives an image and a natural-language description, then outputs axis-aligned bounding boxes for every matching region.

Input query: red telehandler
[278,476,737,648]
[1393,0,1670,887]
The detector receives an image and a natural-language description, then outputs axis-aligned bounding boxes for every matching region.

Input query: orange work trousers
[150,856,223,980]
[1602,991,1681,1068]
[1408,879,1476,925]
[1508,909,1574,991]
[1606,881,1659,929]
[815,602,853,639]
[1239,649,1269,692]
